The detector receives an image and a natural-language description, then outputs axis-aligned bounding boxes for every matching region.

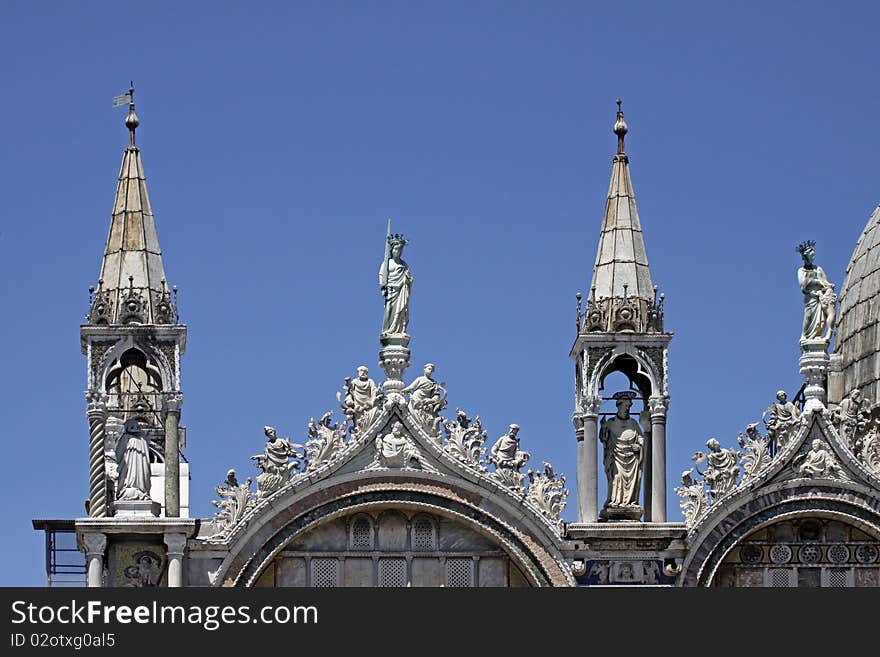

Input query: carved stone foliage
[305,412,348,471]
[210,469,255,539]
[674,469,706,529]
[738,423,773,483]
[861,423,880,475]
[526,463,568,526]
[440,409,488,472]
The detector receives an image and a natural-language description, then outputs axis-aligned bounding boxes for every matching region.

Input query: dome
[835,204,880,412]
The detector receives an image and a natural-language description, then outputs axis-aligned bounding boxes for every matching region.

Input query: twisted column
[86,392,109,518]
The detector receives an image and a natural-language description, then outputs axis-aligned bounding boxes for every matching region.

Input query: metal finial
[124,82,139,147]
[613,98,628,155]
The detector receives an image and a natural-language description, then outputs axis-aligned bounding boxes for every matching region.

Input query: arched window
[349,515,374,550]
[105,349,162,423]
[411,515,437,551]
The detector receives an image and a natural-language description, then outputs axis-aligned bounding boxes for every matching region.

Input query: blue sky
[1,1,877,585]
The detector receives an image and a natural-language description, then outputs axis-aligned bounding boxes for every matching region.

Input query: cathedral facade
[33,91,880,588]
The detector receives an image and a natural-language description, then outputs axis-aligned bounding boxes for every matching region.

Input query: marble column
[164,533,187,587]
[82,533,107,588]
[163,393,183,518]
[86,392,108,518]
[649,395,669,523]
[577,397,601,523]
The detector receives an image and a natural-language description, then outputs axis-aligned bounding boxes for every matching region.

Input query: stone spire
[582,100,662,334]
[88,85,177,326]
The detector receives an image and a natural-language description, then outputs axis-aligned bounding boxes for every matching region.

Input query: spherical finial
[613,98,628,154]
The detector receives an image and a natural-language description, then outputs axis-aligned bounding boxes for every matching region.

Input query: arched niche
[105,348,164,426]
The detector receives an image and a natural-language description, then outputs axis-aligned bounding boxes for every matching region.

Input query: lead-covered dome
[835,204,880,412]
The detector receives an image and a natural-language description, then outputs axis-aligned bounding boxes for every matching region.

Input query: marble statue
[115,418,152,501]
[211,469,254,537]
[599,393,644,516]
[403,363,447,436]
[379,232,413,338]
[796,439,841,478]
[694,438,740,501]
[834,388,870,451]
[251,426,304,500]
[337,366,380,433]
[488,424,530,491]
[375,421,423,469]
[762,390,801,450]
[796,240,836,342]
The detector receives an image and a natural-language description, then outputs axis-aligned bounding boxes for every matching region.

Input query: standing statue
[599,392,645,518]
[488,424,531,491]
[834,388,870,451]
[403,363,447,436]
[379,231,413,339]
[337,366,380,433]
[251,426,304,500]
[693,438,740,501]
[600,393,645,517]
[796,240,836,342]
[762,390,801,450]
[115,418,152,501]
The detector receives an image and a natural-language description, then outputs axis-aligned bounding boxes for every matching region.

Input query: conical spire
[581,100,663,334]
[88,86,177,325]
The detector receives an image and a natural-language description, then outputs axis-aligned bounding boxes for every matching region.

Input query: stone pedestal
[379,334,411,394]
[114,499,160,517]
[800,338,830,412]
[599,505,644,522]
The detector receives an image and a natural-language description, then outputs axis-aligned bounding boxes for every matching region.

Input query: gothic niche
[596,356,654,522]
[105,348,163,427]
[711,517,880,588]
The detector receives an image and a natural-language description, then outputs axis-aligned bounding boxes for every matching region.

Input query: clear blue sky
[1,1,877,586]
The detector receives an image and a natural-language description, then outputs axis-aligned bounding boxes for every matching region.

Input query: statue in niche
[693,438,740,501]
[251,426,304,500]
[337,366,381,434]
[115,418,152,501]
[795,439,842,478]
[375,421,424,469]
[488,424,531,491]
[834,388,870,452]
[379,232,413,339]
[403,363,447,436]
[762,390,801,450]
[599,392,644,519]
[796,240,836,342]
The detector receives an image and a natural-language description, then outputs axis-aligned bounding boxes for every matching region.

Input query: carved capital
[82,532,107,557]
[85,391,108,418]
[163,533,187,557]
[581,396,602,419]
[648,395,669,419]
[162,392,184,413]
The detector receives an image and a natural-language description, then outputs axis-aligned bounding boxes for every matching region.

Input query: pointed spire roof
[89,86,177,325]
[589,99,655,302]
